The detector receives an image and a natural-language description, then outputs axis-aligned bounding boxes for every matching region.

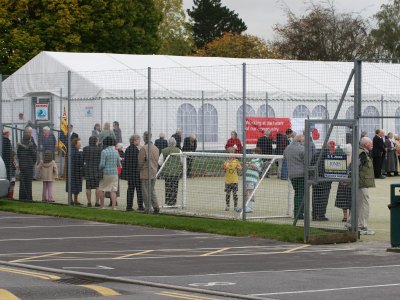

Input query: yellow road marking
[0,289,20,300]
[0,267,60,280]
[113,250,155,259]
[283,244,310,253]
[80,284,121,296]
[10,252,64,263]
[200,247,230,257]
[157,291,218,300]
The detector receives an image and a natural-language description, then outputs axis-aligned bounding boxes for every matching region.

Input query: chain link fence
[2,58,399,242]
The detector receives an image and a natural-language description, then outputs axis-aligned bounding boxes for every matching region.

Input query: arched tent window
[311,105,329,142]
[257,104,275,118]
[292,105,310,134]
[237,104,255,139]
[198,104,218,142]
[360,106,379,139]
[395,107,400,134]
[177,103,197,138]
[345,106,354,134]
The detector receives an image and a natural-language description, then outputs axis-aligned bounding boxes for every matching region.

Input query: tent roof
[2,51,399,100]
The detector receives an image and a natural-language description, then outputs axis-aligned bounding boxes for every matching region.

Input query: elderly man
[347,137,375,235]
[113,121,122,144]
[155,133,168,154]
[256,130,273,155]
[372,129,386,179]
[182,134,197,177]
[171,129,183,150]
[138,131,160,213]
[283,134,305,219]
[41,126,56,157]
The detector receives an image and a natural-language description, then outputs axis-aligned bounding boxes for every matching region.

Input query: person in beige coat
[38,150,58,202]
[138,131,160,213]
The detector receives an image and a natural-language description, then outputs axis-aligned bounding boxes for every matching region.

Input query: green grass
[0,199,304,243]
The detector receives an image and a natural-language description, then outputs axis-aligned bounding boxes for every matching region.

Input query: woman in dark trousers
[121,135,143,211]
[17,133,37,201]
[66,137,84,205]
[83,136,102,207]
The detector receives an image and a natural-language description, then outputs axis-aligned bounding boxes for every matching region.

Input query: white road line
[0,224,114,230]
[251,283,400,296]
[0,233,208,242]
[5,248,355,262]
[138,264,400,278]
[0,216,50,220]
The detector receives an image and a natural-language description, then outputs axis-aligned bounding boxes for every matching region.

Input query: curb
[0,260,268,300]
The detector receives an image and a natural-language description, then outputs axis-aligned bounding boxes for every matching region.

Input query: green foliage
[272,3,374,61]
[371,0,400,58]
[187,0,247,49]
[0,0,162,75]
[155,0,195,55]
[196,33,279,58]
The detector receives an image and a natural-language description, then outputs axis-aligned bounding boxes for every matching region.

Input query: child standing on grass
[224,147,242,212]
[38,150,58,203]
[244,147,263,213]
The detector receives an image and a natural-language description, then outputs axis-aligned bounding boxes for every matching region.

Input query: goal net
[156,152,293,221]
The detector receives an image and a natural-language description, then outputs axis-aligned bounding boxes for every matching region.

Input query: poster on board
[245,117,291,144]
[35,103,49,121]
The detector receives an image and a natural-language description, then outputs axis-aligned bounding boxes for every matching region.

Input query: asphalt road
[0,211,399,300]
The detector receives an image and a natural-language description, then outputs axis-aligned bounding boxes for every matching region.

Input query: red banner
[246,117,291,144]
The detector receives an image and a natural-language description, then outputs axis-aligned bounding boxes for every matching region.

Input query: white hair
[168,137,177,147]
[360,137,372,147]
[43,126,50,132]
[293,134,304,143]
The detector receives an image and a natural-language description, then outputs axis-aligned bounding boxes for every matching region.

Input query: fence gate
[302,119,358,243]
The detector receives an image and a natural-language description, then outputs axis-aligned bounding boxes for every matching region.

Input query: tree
[195,33,279,58]
[0,0,162,75]
[187,0,247,49]
[371,0,400,58]
[271,3,374,61]
[154,0,195,55]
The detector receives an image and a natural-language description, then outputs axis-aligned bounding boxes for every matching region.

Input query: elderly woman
[225,131,242,154]
[83,136,102,207]
[17,132,37,201]
[385,132,398,177]
[66,137,84,205]
[98,122,116,146]
[41,126,56,157]
[158,137,182,206]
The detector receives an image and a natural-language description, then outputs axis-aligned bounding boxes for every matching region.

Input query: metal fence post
[201,91,205,151]
[381,95,384,129]
[265,92,269,118]
[304,120,311,242]
[59,88,63,176]
[352,59,362,234]
[100,97,103,128]
[134,89,136,134]
[147,67,152,213]
[242,63,247,221]
[67,71,72,206]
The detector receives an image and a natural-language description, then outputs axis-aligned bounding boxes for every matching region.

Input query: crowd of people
[1,121,393,232]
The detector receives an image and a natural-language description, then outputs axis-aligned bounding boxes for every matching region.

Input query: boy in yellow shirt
[224,147,242,212]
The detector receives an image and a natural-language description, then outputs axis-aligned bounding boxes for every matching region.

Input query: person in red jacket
[225,131,243,154]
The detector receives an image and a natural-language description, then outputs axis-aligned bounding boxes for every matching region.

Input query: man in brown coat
[138,131,160,213]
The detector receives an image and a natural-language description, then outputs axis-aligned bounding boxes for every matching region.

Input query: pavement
[0,211,399,300]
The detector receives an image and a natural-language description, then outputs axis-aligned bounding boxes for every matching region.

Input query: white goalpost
[156,152,293,220]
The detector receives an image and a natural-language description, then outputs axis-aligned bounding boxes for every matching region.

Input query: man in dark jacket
[171,129,182,150]
[122,134,143,211]
[2,129,13,194]
[155,133,168,154]
[256,130,273,155]
[182,134,197,177]
[372,129,386,179]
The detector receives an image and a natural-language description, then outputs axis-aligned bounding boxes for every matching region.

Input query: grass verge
[0,199,304,243]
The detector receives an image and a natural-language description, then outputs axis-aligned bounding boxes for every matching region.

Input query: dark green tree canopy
[371,0,400,58]
[187,0,247,48]
[271,3,374,61]
[0,0,162,75]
